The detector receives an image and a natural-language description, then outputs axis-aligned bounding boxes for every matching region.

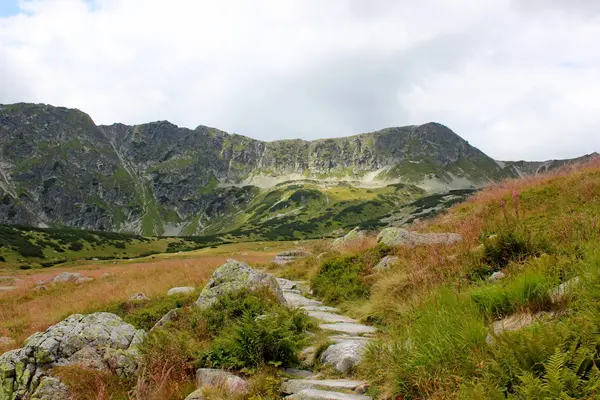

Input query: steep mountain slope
[0,103,555,236]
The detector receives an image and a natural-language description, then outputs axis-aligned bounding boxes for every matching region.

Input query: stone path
[277,278,376,400]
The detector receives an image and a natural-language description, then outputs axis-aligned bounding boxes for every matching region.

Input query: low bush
[312,245,391,304]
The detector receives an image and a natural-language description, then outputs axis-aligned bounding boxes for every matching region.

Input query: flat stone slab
[306,311,356,323]
[282,379,366,394]
[286,389,371,400]
[329,336,371,343]
[283,368,315,378]
[320,323,376,335]
[300,305,339,312]
[0,286,16,292]
[284,289,303,295]
[284,292,323,307]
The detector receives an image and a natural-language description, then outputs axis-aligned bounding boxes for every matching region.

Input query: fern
[515,344,600,399]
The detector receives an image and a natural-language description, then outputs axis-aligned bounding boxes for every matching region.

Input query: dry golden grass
[0,253,274,353]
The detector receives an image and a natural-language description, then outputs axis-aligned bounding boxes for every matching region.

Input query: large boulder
[196,368,248,393]
[0,312,145,399]
[331,228,366,251]
[377,227,462,247]
[273,250,313,265]
[195,259,286,308]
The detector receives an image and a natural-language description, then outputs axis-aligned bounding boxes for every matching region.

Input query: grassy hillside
[0,225,225,269]
[279,158,600,399]
[216,181,428,240]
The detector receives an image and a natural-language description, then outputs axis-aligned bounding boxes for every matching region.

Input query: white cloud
[0,0,598,160]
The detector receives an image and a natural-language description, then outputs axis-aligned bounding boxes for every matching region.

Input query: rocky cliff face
[0,103,549,236]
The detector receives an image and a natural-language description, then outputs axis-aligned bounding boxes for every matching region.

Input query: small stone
[151,309,179,331]
[185,388,206,400]
[196,368,248,394]
[129,293,150,301]
[167,286,195,296]
[0,336,15,346]
[34,285,48,291]
[488,271,506,281]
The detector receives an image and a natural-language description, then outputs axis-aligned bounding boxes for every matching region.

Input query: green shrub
[471,271,555,319]
[312,246,390,304]
[482,228,549,270]
[67,241,84,251]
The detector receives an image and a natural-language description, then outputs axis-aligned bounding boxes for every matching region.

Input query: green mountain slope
[0,102,561,236]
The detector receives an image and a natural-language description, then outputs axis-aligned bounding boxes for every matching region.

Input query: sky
[0,0,599,161]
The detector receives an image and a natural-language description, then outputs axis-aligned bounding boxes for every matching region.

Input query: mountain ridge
[0,102,595,237]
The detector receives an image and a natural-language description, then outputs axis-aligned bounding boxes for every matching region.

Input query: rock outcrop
[0,313,145,399]
[377,227,462,247]
[195,259,286,308]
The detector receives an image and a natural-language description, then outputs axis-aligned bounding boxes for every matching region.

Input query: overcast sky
[1,0,599,160]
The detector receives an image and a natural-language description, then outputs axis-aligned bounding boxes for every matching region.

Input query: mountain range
[0,103,596,238]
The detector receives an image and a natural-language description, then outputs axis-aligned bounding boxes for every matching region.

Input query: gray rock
[151,309,179,331]
[195,259,286,308]
[167,287,195,296]
[331,228,366,251]
[0,312,145,399]
[282,379,366,394]
[320,341,368,374]
[486,311,557,344]
[488,271,506,282]
[277,278,299,291]
[273,250,313,265]
[286,389,372,399]
[30,377,71,400]
[195,368,248,394]
[377,227,462,247]
[129,293,150,301]
[373,255,399,271]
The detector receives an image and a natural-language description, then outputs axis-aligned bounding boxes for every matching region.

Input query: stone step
[306,311,357,323]
[282,379,366,394]
[329,335,371,343]
[300,305,339,312]
[320,323,377,335]
[284,292,323,307]
[285,389,372,400]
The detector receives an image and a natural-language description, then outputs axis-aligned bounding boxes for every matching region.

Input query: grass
[347,157,600,399]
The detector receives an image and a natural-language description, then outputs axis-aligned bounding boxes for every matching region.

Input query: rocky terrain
[0,103,545,237]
